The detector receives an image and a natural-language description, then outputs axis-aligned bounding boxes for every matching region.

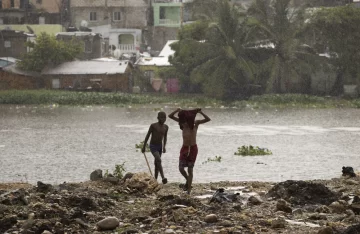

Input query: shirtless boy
[142,111,168,184]
[168,108,211,194]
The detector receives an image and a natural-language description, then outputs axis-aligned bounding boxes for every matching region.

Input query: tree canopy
[307,5,360,94]
[18,32,82,72]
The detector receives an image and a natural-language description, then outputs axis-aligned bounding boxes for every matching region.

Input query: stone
[219,220,233,227]
[204,214,218,223]
[328,201,346,213]
[317,226,334,234]
[90,169,103,181]
[276,199,292,213]
[42,231,53,234]
[96,216,119,231]
[124,172,161,194]
[165,229,175,233]
[271,217,286,228]
[248,196,263,205]
[292,208,303,216]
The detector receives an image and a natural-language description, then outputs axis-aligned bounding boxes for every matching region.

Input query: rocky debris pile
[267,180,340,205]
[0,175,360,233]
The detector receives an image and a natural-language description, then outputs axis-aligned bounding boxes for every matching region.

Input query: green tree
[18,32,82,72]
[307,5,360,95]
[171,0,256,99]
[247,0,319,93]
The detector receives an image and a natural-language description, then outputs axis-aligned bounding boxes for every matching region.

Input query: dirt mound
[267,180,339,205]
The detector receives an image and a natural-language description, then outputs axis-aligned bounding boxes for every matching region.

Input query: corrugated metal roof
[56,32,100,37]
[42,60,130,75]
[0,57,19,63]
[2,64,40,77]
[135,57,171,66]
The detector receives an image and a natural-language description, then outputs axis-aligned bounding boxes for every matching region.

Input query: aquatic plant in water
[202,155,222,164]
[234,145,272,156]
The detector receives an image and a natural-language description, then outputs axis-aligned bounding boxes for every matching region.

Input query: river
[1,104,359,184]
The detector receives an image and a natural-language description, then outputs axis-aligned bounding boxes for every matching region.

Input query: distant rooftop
[136,40,177,66]
[42,60,130,75]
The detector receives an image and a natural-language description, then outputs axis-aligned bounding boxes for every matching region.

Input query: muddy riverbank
[1,172,360,234]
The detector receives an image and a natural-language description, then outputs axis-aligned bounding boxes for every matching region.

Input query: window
[36,0,42,3]
[0,0,2,10]
[89,12,97,21]
[159,7,165,19]
[52,79,60,89]
[113,12,121,21]
[10,0,14,7]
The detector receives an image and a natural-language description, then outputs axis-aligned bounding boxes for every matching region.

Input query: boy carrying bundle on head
[168,108,211,194]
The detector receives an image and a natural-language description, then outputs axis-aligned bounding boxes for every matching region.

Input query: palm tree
[171,0,257,99]
[247,0,319,93]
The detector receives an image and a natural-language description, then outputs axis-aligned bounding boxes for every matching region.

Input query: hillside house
[0,29,35,59]
[42,60,133,92]
[135,40,178,92]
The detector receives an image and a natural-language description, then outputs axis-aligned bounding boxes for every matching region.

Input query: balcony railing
[118,44,136,51]
[159,19,180,25]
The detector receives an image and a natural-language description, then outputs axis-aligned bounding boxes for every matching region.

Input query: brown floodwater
[0,104,359,184]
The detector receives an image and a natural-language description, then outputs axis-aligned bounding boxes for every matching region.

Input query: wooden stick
[143,152,153,177]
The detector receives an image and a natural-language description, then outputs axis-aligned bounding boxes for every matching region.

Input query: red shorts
[179,145,198,167]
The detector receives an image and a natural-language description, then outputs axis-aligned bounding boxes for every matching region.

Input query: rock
[315,205,331,213]
[328,201,346,213]
[42,231,53,234]
[96,216,119,231]
[218,220,233,227]
[124,172,161,194]
[165,229,175,233]
[0,215,17,233]
[248,196,263,205]
[204,214,218,223]
[36,181,53,193]
[317,226,334,234]
[103,176,119,184]
[276,199,292,213]
[271,217,286,228]
[342,224,360,234]
[90,169,103,181]
[292,208,303,216]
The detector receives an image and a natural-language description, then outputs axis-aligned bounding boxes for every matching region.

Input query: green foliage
[247,0,319,94]
[104,162,126,179]
[234,145,272,156]
[172,0,256,99]
[113,163,126,179]
[178,20,209,40]
[1,90,359,108]
[202,155,222,164]
[17,32,82,72]
[307,6,360,91]
[135,141,150,152]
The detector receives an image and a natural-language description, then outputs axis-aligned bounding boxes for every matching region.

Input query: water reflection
[0,105,360,184]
